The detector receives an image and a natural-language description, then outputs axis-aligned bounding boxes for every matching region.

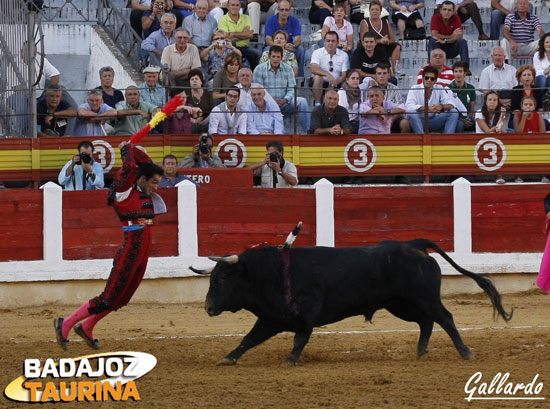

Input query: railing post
[177,179,198,257]
[452,177,472,255]
[315,178,334,247]
[41,182,63,262]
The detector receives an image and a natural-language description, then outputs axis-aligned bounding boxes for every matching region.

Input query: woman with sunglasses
[200,30,242,81]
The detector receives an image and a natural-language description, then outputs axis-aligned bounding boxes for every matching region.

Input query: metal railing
[38,0,96,23]
[97,0,144,73]
[0,0,42,138]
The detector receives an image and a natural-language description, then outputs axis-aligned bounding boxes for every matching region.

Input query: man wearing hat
[139,66,167,108]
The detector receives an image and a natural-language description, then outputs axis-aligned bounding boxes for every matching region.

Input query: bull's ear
[208,255,239,264]
[188,266,213,275]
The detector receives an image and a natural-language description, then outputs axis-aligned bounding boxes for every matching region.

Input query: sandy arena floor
[1,291,550,408]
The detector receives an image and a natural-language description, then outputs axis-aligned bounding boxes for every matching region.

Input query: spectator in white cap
[139,66,167,107]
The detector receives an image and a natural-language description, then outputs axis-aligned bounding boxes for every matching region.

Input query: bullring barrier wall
[0,179,546,307]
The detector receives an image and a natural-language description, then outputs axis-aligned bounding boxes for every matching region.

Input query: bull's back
[288,242,440,325]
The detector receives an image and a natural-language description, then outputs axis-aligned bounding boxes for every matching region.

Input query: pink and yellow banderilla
[130,94,183,144]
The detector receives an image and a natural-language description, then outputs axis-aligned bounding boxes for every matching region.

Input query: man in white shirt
[246,84,284,134]
[310,31,349,105]
[478,46,517,109]
[406,66,459,133]
[22,41,60,94]
[209,86,247,134]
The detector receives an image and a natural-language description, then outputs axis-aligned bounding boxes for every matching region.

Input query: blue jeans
[294,45,305,78]
[536,74,550,89]
[408,111,459,134]
[428,38,469,64]
[280,97,310,133]
[238,46,262,70]
[309,8,331,25]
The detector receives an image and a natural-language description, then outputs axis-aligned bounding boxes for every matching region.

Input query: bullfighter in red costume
[54,141,166,350]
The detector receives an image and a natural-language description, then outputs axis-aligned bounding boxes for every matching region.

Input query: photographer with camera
[247,140,297,188]
[200,30,242,80]
[57,141,105,191]
[179,133,225,168]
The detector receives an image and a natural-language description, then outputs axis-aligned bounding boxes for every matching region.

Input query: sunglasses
[329,60,334,72]
[424,76,436,81]
[213,37,224,41]
[226,93,239,98]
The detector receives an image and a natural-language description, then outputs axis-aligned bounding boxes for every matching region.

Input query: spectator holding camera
[179,133,225,168]
[247,140,298,188]
[58,140,105,191]
[200,30,242,80]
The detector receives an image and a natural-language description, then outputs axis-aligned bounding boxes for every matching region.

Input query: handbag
[405,27,426,40]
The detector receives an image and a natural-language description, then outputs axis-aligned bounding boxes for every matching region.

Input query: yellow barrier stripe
[2,143,550,171]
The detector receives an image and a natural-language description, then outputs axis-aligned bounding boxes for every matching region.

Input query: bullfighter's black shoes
[74,323,99,349]
[54,317,68,350]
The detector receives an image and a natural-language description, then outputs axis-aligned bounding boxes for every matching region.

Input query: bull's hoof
[216,357,237,366]
[459,348,472,360]
[280,359,298,367]
[417,351,428,360]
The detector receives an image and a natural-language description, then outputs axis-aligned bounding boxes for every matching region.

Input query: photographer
[58,141,105,190]
[247,140,297,188]
[179,133,225,168]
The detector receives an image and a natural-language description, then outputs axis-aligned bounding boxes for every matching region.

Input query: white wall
[42,23,137,92]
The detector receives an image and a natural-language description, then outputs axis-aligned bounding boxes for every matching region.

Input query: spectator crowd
[12,0,550,186]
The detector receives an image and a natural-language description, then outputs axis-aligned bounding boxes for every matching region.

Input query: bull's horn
[209,255,239,264]
[188,266,213,275]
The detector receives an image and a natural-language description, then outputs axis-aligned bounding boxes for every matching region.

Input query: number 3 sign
[474,137,507,172]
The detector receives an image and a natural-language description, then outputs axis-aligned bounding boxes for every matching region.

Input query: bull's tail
[407,238,513,322]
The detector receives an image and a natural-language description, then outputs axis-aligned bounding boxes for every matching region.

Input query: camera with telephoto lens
[269,151,281,162]
[198,134,210,155]
[76,152,92,165]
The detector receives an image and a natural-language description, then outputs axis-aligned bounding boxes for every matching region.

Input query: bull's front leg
[218,318,281,366]
[284,326,313,366]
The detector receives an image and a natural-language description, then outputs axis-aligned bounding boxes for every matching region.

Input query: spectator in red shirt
[428,0,469,65]
[417,48,455,88]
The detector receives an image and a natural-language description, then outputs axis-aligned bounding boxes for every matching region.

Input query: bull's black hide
[197,239,512,365]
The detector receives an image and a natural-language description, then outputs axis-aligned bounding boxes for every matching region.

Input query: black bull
[193,239,513,365]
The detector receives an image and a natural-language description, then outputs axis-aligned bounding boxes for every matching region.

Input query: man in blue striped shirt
[502,0,543,59]
[253,45,310,133]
